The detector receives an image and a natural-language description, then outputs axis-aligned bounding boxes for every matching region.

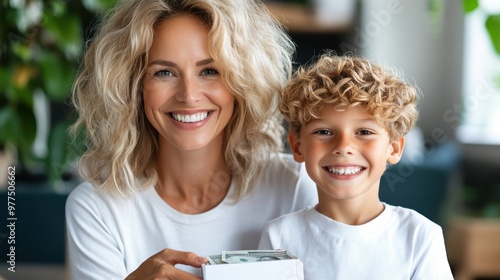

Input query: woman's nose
[176,77,202,104]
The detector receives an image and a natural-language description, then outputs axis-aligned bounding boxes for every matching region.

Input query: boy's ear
[388,136,405,165]
[288,132,305,163]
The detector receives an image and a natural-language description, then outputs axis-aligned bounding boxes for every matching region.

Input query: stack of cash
[206,250,297,265]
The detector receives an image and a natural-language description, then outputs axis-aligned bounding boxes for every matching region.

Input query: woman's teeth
[171,112,208,123]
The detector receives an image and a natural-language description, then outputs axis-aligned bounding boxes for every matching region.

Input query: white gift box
[202,258,304,280]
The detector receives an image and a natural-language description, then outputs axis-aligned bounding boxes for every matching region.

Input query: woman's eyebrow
[196,58,214,66]
[147,58,214,67]
[148,60,176,67]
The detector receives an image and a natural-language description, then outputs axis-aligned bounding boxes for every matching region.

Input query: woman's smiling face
[142,14,234,152]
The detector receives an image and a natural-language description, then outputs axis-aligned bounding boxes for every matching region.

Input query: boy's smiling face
[289,105,404,208]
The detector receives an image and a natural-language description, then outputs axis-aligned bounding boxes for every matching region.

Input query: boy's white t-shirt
[65,153,318,279]
[259,204,454,280]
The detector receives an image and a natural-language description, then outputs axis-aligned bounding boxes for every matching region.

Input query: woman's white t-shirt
[65,153,318,279]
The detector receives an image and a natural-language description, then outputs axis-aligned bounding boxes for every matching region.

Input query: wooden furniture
[446,217,500,280]
[264,2,359,65]
[265,2,352,33]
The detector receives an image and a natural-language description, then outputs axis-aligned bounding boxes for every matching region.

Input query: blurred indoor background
[1,0,499,279]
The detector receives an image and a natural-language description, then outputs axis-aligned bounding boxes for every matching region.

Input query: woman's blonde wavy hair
[71,0,294,197]
[280,53,420,141]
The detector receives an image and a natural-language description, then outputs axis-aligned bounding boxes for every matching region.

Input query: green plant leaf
[427,0,444,32]
[0,103,36,166]
[18,103,37,146]
[12,41,32,62]
[11,82,35,106]
[485,14,500,55]
[39,51,75,101]
[463,0,478,13]
[82,0,117,13]
[45,0,67,17]
[46,122,70,184]
[43,12,82,57]
[16,103,37,166]
[11,64,37,103]
[493,72,500,89]
[0,67,12,93]
[0,106,22,143]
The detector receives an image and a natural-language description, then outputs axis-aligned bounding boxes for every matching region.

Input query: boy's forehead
[317,104,370,115]
[307,105,388,127]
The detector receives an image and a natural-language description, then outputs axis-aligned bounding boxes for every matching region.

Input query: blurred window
[457,1,500,145]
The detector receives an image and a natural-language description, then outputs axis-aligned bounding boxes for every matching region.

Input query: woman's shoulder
[66,181,147,212]
[265,152,301,173]
[67,180,108,201]
[253,154,317,209]
[257,153,303,187]
[66,181,97,203]
[66,182,107,213]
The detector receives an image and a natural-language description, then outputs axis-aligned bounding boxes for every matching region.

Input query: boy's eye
[313,129,332,135]
[202,68,219,76]
[357,129,374,135]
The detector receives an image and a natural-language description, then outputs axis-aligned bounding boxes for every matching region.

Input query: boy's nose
[333,134,354,156]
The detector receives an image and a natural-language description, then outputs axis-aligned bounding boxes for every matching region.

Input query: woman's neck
[154,143,232,214]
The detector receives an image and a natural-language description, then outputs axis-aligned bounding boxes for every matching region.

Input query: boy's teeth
[171,112,208,123]
[328,166,362,175]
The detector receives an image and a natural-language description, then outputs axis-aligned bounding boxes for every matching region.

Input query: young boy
[259,54,454,279]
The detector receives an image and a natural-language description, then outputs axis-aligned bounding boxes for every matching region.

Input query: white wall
[359,0,464,145]
[357,0,500,185]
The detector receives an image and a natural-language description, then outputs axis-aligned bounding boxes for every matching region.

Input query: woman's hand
[125,249,208,280]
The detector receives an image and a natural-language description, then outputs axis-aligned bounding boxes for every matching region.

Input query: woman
[66,0,317,279]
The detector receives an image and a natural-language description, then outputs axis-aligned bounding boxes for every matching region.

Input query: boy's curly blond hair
[280,54,420,141]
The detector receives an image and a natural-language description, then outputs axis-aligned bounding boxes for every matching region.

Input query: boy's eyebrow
[353,118,383,128]
[307,118,380,128]
[310,117,376,122]
[357,118,378,124]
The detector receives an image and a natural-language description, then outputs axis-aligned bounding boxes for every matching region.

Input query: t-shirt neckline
[146,179,237,224]
[307,203,393,237]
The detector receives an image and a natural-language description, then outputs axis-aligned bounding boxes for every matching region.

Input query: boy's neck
[315,198,385,226]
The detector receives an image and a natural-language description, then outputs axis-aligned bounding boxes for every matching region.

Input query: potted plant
[0,0,115,189]
[0,0,118,269]
[464,0,500,55]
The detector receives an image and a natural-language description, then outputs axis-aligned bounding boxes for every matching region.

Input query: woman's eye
[154,70,173,77]
[202,68,219,76]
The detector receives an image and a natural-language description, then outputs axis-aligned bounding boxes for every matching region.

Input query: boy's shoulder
[384,203,442,232]
[264,206,314,229]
